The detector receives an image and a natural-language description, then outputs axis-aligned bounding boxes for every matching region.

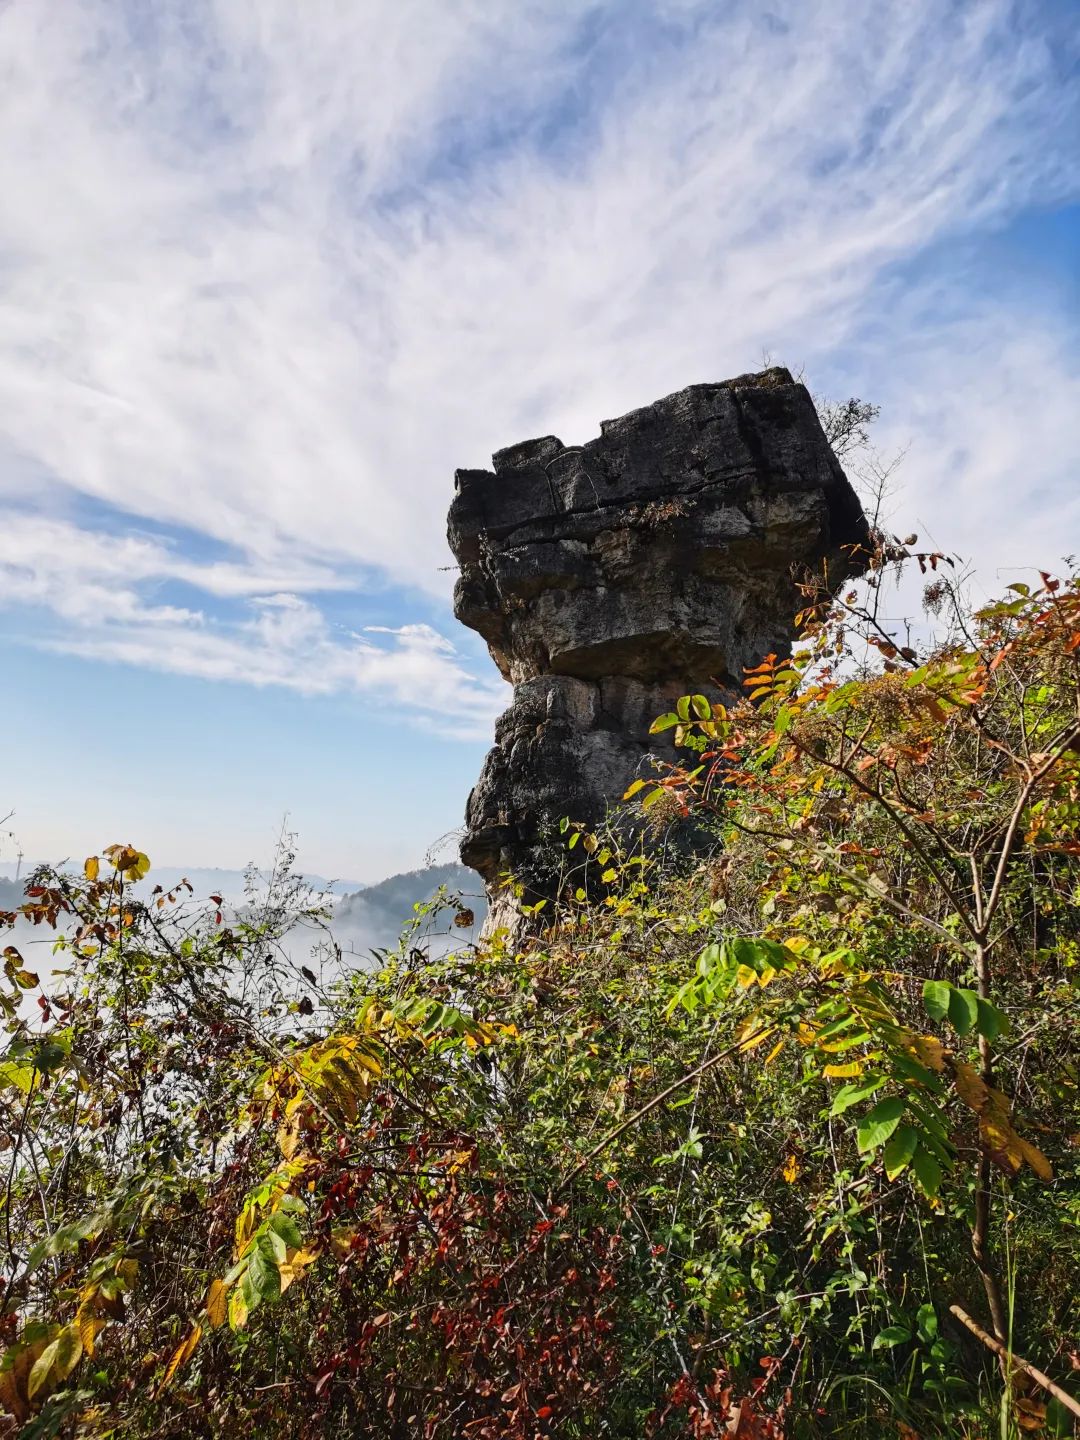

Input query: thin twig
[556,1039,743,1194]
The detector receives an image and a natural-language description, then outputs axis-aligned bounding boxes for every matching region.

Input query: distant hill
[0,876,23,908]
[0,860,484,956]
[334,863,485,950]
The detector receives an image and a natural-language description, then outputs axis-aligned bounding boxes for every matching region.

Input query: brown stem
[969,928,1008,1343]
[980,721,1080,935]
[789,735,982,944]
[964,726,1079,1342]
[970,1149,1008,1347]
[949,1303,1080,1420]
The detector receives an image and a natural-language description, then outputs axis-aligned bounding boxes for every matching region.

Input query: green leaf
[890,1052,946,1096]
[947,987,979,1037]
[32,1040,68,1074]
[830,1074,886,1117]
[922,979,950,1023]
[648,712,680,734]
[883,1125,919,1180]
[691,694,711,720]
[1046,1395,1078,1437]
[815,1012,864,1043]
[696,943,723,977]
[872,1325,912,1349]
[676,696,691,722]
[0,1060,34,1095]
[249,1238,282,1302]
[25,1212,105,1275]
[28,1325,82,1400]
[974,997,1009,1041]
[268,1212,303,1251]
[910,1147,942,1198]
[856,1095,905,1153]
[915,1303,938,1343]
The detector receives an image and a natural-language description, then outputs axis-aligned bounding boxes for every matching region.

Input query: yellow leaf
[330,1227,359,1260]
[819,1034,868,1053]
[764,1039,785,1066]
[0,1362,25,1423]
[952,1059,988,1111]
[205,1279,228,1329]
[1017,1136,1053,1182]
[277,1245,320,1296]
[235,1203,257,1254]
[77,1310,107,1358]
[276,1111,305,1161]
[84,855,100,882]
[158,1322,202,1394]
[823,1061,863,1078]
[228,1287,250,1331]
[117,1258,139,1287]
[782,1154,800,1183]
[951,1061,1054,1182]
[28,1325,82,1401]
[0,1334,53,1422]
[906,1034,947,1072]
[735,1019,775,1053]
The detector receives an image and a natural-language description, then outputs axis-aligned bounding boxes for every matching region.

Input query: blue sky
[0,0,1078,881]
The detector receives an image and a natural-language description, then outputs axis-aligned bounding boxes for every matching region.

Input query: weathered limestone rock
[447,367,867,914]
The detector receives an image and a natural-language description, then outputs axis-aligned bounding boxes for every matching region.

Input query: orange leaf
[157,1322,202,1395]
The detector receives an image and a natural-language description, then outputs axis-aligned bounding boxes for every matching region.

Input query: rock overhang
[447,367,868,911]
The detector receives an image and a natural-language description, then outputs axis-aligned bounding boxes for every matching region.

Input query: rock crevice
[447,367,867,910]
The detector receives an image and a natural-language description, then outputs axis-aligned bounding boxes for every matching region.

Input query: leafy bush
[2,547,1079,1438]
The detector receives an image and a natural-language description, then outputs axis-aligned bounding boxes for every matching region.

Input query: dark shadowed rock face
[447,367,867,915]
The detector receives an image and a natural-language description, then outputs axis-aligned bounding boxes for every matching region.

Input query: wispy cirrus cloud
[0,0,1077,727]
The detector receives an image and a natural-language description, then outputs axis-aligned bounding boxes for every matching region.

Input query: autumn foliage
[2,548,1080,1437]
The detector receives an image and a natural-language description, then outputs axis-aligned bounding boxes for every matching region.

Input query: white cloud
[0,513,506,734]
[0,0,1077,713]
[43,588,507,740]
[875,314,1080,584]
